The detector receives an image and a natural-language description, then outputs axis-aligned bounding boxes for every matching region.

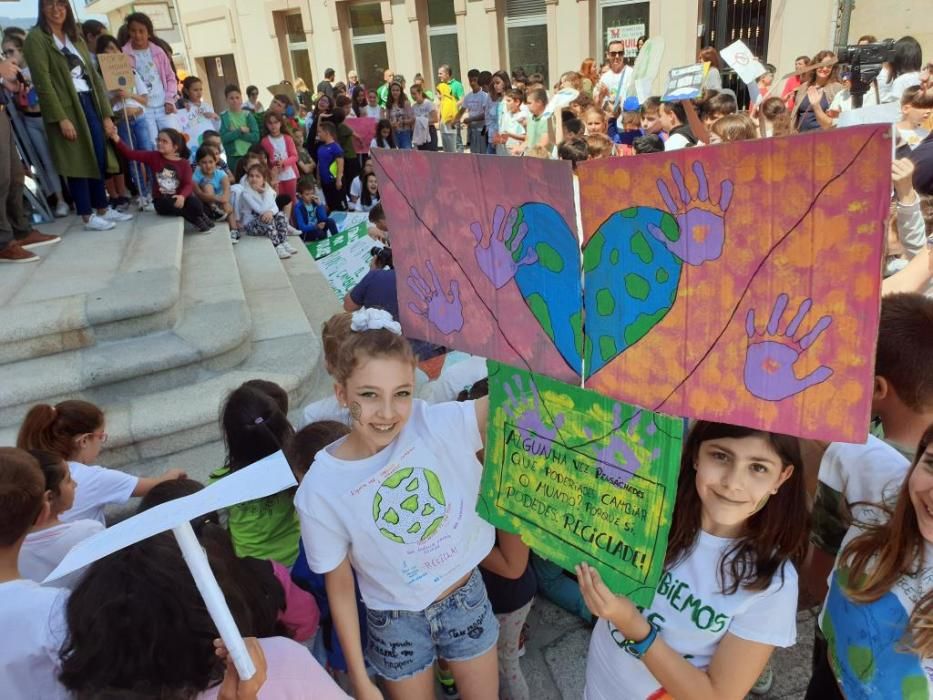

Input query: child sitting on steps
[235,162,299,259]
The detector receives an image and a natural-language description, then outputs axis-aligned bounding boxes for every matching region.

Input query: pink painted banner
[346,116,378,154]
[373,125,890,442]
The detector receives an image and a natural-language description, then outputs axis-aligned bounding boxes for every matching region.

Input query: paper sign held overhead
[373,126,890,442]
[478,361,683,608]
[720,40,768,85]
[98,52,134,92]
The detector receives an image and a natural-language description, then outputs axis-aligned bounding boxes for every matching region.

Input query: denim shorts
[365,568,499,681]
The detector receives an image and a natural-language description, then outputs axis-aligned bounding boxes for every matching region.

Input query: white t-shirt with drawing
[584,530,799,700]
[295,399,495,611]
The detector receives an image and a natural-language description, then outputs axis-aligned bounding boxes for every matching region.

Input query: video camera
[370,246,393,269]
[834,40,896,108]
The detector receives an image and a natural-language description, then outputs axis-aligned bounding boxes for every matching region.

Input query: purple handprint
[503,373,565,453]
[407,260,464,335]
[648,161,733,266]
[590,405,656,487]
[744,293,833,401]
[471,205,539,289]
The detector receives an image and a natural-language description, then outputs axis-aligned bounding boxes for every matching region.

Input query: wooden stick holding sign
[44,451,298,680]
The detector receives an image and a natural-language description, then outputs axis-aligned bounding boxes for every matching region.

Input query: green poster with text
[478,361,684,608]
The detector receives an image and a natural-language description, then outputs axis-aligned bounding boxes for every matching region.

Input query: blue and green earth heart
[509,202,683,378]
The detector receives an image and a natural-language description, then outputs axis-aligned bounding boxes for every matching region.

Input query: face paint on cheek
[349,401,363,424]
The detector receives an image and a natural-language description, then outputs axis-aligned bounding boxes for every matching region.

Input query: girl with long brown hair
[580,421,809,700]
[16,400,184,524]
[817,424,933,699]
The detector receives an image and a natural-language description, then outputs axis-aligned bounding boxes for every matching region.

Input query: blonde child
[236,163,298,259]
[295,309,499,700]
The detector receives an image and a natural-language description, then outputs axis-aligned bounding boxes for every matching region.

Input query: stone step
[0,225,319,467]
[0,214,184,364]
[0,225,250,428]
[274,235,344,405]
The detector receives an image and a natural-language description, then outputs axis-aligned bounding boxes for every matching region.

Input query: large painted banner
[479,361,683,607]
[373,126,890,441]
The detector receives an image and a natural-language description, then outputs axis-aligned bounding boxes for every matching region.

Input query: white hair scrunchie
[351,307,402,335]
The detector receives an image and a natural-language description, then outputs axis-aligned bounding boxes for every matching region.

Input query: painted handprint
[648,161,733,266]
[502,372,565,454]
[407,260,464,335]
[744,293,833,401]
[583,406,661,487]
[472,205,539,289]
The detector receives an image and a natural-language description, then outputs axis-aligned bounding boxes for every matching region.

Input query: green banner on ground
[478,361,683,608]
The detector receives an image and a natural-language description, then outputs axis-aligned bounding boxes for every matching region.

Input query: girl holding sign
[295,309,499,700]
[580,421,809,700]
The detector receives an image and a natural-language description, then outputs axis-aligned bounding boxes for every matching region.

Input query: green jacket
[23,28,117,178]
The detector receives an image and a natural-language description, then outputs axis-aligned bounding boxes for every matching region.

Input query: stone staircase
[0,214,341,483]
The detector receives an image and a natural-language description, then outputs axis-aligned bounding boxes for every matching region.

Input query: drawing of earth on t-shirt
[822,571,928,698]
[373,467,448,544]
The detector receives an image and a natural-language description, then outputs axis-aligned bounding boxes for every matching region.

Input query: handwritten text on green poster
[478,361,684,608]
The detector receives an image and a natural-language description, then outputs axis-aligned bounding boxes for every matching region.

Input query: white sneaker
[275,244,292,259]
[286,225,302,237]
[54,200,70,218]
[138,196,154,212]
[103,208,134,223]
[282,241,298,255]
[84,214,116,231]
[230,229,240,245]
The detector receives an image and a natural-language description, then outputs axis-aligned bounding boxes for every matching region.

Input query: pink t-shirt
[271,560,319,642]
[198,637,349,700]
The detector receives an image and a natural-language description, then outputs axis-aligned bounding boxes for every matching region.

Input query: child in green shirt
[220,85,260,174]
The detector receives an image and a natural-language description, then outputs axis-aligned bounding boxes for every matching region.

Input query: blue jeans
[364,568,498,681]
[116,113,153,198]
[395,129,413,149]
[69,92,108,216]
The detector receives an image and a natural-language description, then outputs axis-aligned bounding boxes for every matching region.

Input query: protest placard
[478,361,683,607]
[720,40,768,85]
[661,63,709,101]
[306,220,380,299]
[347,116,378,154]
[98,52,134,92]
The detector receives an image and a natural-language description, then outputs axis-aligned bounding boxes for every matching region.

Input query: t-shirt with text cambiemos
[584,530,799,700]
[294,399,495,611]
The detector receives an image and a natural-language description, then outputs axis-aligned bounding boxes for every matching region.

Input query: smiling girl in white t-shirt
[16,400,185,525]
[580,421,809,700]
[295,308,498,700]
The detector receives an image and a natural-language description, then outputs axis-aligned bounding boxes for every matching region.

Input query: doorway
[699,0,771,106]
[203,54,240,110]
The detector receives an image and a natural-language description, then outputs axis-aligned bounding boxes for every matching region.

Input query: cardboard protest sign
[478,361,683,607]
[374,126,889,441]
[632,36,665,102]
[661,63,709,102]
[373,149,581,384]
[720,40,768,85]
[98,52,134,92]
[347,116,378,154]
[306,219,381,299]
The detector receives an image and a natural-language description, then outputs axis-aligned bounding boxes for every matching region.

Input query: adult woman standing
[385,80,414,149]
[790,51,844,132]
[24,0,132,230]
